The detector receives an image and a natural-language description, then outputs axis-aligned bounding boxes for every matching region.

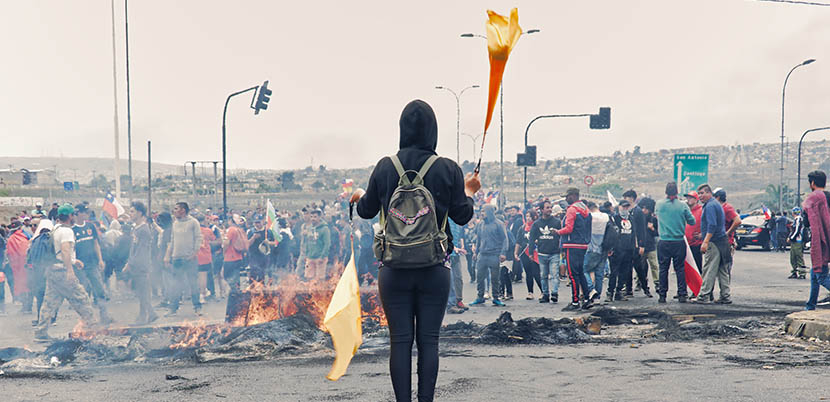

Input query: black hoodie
[356,100,475,250]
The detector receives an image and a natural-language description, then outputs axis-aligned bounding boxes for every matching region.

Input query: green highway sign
[673,154,709,195]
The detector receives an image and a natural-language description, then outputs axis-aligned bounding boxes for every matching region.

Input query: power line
[755,0,830,6]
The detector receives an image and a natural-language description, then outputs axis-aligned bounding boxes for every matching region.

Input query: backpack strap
[413,155,439,186]
[390,155,411,186]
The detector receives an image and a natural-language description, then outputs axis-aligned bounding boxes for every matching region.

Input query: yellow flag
[324,244,363,381]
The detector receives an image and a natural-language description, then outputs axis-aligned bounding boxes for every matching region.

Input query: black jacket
[529,216,562,255]
[356,100,475,250]
[612,214,637,252]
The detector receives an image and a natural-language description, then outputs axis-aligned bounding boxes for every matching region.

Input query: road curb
[784,310,830,340]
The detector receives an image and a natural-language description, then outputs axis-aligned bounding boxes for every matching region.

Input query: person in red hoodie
[684,191,704,273]
[555,188,593,311]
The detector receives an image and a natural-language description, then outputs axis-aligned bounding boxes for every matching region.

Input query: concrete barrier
[784,310,830,340]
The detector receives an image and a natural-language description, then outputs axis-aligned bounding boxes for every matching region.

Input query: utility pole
[222,82,268,218]
[125,0,133,202]
[110,0,121,198]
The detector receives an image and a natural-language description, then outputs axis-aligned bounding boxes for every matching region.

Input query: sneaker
[483,292,490,300]
[643,289,653,298]
[492,299,506,307]
[581,299,595,310]
[526,293,535,300]
[446,306,465,314]
[562,303,581,312]
[605,292,614,303]
[470,298,485,306]
[194,309,203,317]
[505,295,514,301]
[693,296,713,304]
[588,289,599,302]
[715,298,732,305]
[456,301,469,310]
[539,295,550,303]
[817,296,830,306]
[798,274,807,280]
[788,272,799,279]
[550,293,558,303]
[614,292,625,301]
[658,295,667,304]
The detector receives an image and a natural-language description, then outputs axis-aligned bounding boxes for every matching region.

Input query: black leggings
[520,253,542,293]
[378,264,450,402]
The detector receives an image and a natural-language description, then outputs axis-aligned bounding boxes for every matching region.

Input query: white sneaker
[526,293,534,300]
[483,292,490,300]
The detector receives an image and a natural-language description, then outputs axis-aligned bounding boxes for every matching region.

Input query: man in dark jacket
[608,200,638,302]
[351,99,478,402]
[555,188,593,311]
[530,200,561,303]
[471,205,509,306]
[623,190,654,297]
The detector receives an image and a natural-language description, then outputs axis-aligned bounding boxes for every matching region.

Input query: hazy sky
[2,0,829,170]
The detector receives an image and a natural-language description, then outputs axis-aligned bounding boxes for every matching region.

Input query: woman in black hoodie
[352,100,479,402]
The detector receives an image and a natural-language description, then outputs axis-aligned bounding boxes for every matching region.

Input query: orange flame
[169,319,232,349]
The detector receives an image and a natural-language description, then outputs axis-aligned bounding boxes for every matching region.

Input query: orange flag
[483,8,522,134]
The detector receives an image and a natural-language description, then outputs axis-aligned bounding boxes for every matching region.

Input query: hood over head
[399,100,438,152]
[483,204,497,223]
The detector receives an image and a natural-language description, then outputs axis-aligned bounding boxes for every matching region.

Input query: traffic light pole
[522,114,590,205]
[222,86,259,219]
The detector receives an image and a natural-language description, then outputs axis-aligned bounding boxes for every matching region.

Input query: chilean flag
[103,191,126,218]
[684,238,702,295]
[761,205,772,220]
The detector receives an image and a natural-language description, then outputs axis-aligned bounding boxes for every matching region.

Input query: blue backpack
[26,231,58,269]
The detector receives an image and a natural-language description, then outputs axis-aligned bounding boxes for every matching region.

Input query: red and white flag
[103,191,126,218]
[684,238,702,295]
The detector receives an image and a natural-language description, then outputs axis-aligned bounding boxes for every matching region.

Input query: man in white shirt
[34,204,97,341]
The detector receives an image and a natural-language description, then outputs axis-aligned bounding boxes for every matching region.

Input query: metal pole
[191,162,197,202]
[147,140,151,214]
[500,82,504,208]
[213,161,218,209]
[222,86,259,219]
[522,113,592,204]
[797,127,830,206]
[125,0,133,202]
[110,0,121,199]
[781,59,816,212]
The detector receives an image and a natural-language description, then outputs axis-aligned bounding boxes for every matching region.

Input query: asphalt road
[2,249,828,401]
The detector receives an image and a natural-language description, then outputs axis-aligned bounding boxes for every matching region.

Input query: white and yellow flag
[323,245,363,381]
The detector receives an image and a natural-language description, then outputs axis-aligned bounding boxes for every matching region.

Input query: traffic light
[517,145,537,167]
[254,80,272,115]
[589,107,610,129]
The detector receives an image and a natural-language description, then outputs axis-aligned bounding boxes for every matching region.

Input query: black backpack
[600,216,619,253]
[373,155,448,269]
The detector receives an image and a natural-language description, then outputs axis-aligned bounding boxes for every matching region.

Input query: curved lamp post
[435,85,480,163]
[780,58,816,212]
[797,126,830,206]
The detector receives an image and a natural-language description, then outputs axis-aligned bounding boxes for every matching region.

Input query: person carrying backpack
[582,202,615,308]
[351,100,478,402]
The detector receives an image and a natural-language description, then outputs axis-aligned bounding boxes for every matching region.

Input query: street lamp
[461,29,540,207]
[780,58,816,212]
[796,126,830,206]
[435,85,480,163]
[461,132,483,161]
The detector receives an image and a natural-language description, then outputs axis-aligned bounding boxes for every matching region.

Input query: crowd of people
[440,182,745,315]
[0,197,379,340]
